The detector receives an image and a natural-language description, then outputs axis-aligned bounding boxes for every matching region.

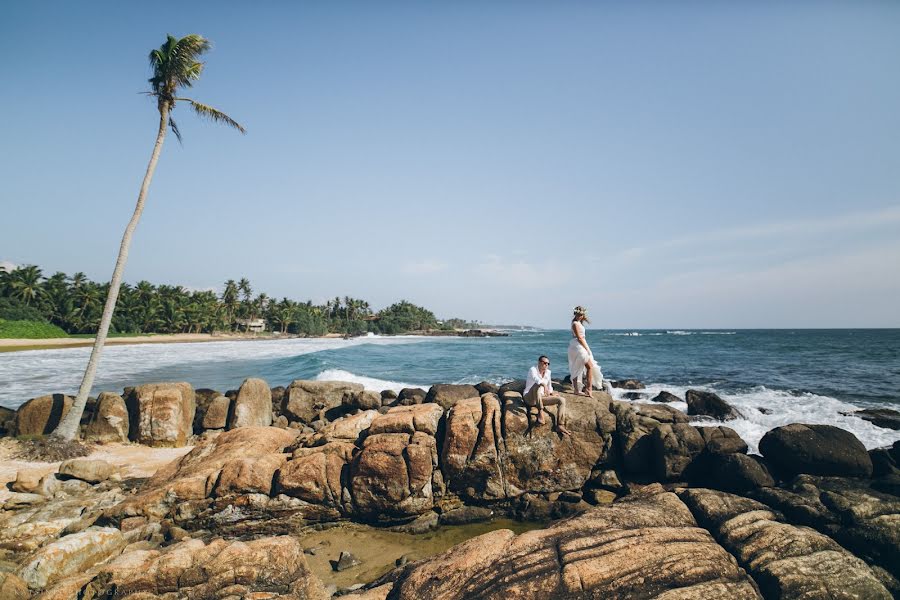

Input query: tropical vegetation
[0,265,476,337]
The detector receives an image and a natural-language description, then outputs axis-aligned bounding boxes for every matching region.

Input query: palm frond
[169,116,183,144]
[178,99,246,134]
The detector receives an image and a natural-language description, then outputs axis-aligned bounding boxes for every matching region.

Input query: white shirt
[525,365,552,396]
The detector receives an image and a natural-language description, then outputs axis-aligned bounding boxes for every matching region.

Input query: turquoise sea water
[2,329,898,452]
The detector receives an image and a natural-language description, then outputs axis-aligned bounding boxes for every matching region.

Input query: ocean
[1,329,898,453]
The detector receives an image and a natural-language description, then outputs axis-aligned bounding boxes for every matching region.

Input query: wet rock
[439,506,493,526]
[83,392,129,443]
[125,382,196,447]
[57,458,114,484]
[612,378,645,390]
[685,389,740,420]
[390,511,439,533]
[14,394,73,436]
[17,526,126,591]
[651,390,681,403]
[681,488,891,599]
[284,380,363,423]
[396,387,427,405]
[228,377,273,428]
[384,486,761,599]
[856,408,900,431]
[201,395,231,430]
[759,423,873,478]
[334,550,362,571]
[425,384,480,410]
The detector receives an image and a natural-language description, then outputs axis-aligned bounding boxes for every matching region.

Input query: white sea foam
[609,383,900,453]
[0,336,429,408]
[313,369,420,394]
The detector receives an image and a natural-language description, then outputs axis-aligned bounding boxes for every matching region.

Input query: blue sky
[2,1,899,328]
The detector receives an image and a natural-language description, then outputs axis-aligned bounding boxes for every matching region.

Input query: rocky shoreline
[1,378,898,598]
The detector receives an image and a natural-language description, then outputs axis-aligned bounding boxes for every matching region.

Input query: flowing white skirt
[568,338,604,392]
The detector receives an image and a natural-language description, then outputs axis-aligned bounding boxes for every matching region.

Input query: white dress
[568,321,604,392]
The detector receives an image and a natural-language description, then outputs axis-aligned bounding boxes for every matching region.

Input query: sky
[2,1,899,329]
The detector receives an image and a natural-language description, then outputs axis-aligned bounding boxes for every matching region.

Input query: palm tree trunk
[52,103,170,441]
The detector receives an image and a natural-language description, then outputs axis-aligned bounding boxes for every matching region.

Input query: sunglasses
[539,360,550,365]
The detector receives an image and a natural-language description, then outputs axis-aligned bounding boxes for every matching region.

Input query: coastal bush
[0,319,68,339]
[0,297,47,322]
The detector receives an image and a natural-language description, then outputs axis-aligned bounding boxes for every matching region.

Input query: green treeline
[0,265,478,337]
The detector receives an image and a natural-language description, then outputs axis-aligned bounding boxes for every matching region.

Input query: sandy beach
[0,332,332,353]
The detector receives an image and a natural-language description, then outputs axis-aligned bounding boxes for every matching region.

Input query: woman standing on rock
[569,306,604,397]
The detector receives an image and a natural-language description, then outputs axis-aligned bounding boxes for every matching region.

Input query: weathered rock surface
[612,401,688,474]
[14,394,73,436]
[213,452,287,496]
[698,425,749,455]
[681,487,891,599]
[751,475,900,582]
[425,384,480,410]
[201,395,231,430]
[368,486,761,599]
[700,453,775,493]
[395,387,427,405]
[228,377,273,429]
[685,389,740,420]
[0,572,29,600]
[652,423,706,481]
[58,458,114,484]
[109,426,297,522]
[192,388,222,433]
[612,378,645,390]
[759,423,873,478]
[474,381,499,395]
[36,535,327,600]
[346,390,382,411]
[283,380,363,423]
[278,441,355,514]
[0,404,16,435]
[17,526,126,591]
[855,408,900,431]
[651,390,681,403]
[125,382,196,447]
[83,392,129,442]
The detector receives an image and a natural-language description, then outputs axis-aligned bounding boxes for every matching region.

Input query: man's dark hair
[538,355,549,363]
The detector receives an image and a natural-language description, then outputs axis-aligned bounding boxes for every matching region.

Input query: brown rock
[213,453,287,496]
[125,382,196,447]
[369,403,444,436]
[17,527,126,591]
[396,387,427,405]
[698,426,749,454]
[192,388,222,432]
[385,487,760,599]
[58,458,114,484]
[109,426,297,521]
[612,401,688,475]
[425,384,480,410]
[652,423,705,481]
[681,488,891,599]
[11,468,45,493]
[283,380,363,423]
[278,441,356,509]
[346,390,382,411]
[0,573,29,600]
[228,377,273,429]
[201,395,231,430]
[14,394,73,436]
[442,395,507,501]
[83,392,129,443]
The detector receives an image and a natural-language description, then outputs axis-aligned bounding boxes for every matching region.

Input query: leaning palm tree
[53,34,244,440]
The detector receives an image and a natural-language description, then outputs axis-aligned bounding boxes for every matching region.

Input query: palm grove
[0,265,469,336]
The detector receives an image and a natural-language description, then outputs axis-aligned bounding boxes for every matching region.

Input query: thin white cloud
[474,254,574,289]
[0,260,16,273]
[402,259,448,275]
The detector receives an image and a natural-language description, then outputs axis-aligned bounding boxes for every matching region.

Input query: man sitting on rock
[524,355,570,436]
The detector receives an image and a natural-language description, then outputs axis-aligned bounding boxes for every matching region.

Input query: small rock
[612,379,645,390]
[396,554,411,567]
[475,381,500,395]
[855,408,900,431]
[685,389,740,420]
[3,492,45,509]
[586,489,617,504]
[303,546,318,556]
[381,389,398,401]
[333,551,362,572]
[58,458,114,484]
[439,506,493,526]
[651,391,681,403]
[559,490,583,503]
[11,469,44,494]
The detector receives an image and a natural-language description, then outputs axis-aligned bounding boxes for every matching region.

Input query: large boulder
[109,426,298,522]
[277,441,356,516]
[192,388,222,433]
[651,423,706,481]
[212,452,287,497]
[855,408,900,431]
[201,395,231,430]
[697,425,748,455]
[424,384,480,410]
[36,535,327,600]
[681,488,891,599]
[14,394,73,436]
[350,404,444,521]
[283,380,363,423]
[699,453,774,493]
[441,395,508,501]
[396,387,427,405]
[345,390,382,411]
[125,382,196,447]
[17,527,126,591]
[611,401,688,474]
[228,377,273,429]
[685,389,740,420]
[83,392,129,443]
[651,390,681,403]
[759,423,873,478]
[366,486,761,599]
[0,405,16,436]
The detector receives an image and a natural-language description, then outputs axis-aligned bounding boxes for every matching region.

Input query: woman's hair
[572,305,590,324]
